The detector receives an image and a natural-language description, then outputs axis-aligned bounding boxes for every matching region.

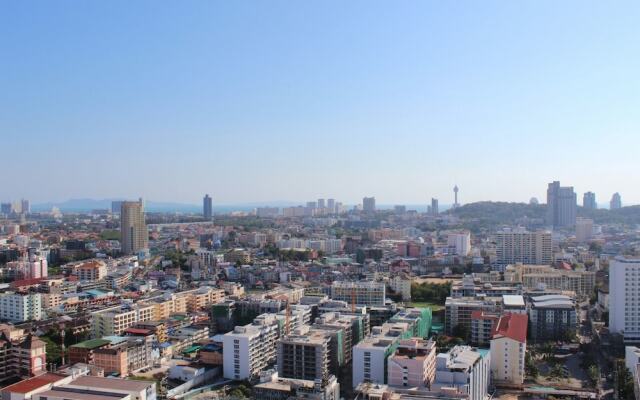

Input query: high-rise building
[0,292,42,322]
[331,281,385,306]
[277,327,330,382]
[20,199,30,214]
[0,203,11,214]
[575,217,593,242]
[120,199,148,255]
[431,198,439,216]
[610,192,622,209]
[583,192,597,210]
[317,199,326,209]
[222,314,280,380]
[306,201,317,209]
[203,194,213,220]
[494,228,552,266]
[327,199,335,213]
[362,197,376,212]
[546,181,577,228]
[111,201,123,214]
[610,257,640,342]
[447,231,471,256]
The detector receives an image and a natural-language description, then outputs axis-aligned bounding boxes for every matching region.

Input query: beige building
[277,327,330,382]
[387,338,436,388]
[495,229,552,265]
[389,274,412,301]
[331,281,386,307]
[76,260,108,282]
[91,304,155,337]
[490,313,528,385]
[120,199,148,255]
[516,264,596,298]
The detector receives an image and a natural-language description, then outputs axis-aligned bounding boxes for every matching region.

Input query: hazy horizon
[3,1,639,205]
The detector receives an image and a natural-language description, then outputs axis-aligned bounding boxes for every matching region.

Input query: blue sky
[2,1,639,206]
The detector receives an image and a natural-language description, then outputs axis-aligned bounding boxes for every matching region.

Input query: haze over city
[2,1,640,205]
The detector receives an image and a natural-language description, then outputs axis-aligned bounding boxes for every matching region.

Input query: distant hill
[448,201,640,227]
[448,201,546,226]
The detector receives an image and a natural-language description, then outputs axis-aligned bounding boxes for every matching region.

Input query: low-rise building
[387,338,436,389]
[431,346,491,400]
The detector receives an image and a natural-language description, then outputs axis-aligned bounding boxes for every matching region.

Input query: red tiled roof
[1,373,66,393]
[492,313,528,343]
[124,327,152,335]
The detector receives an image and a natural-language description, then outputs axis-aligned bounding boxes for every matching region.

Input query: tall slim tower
[203,194,213,220]
[120,199,148,255]
[453,185,459,208]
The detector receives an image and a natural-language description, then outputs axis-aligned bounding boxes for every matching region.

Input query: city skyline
[3,2,640,204]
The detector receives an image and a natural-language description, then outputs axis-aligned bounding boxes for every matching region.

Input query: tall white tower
[453,185,459,208]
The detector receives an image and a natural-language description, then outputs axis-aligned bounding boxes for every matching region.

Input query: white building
[447,231,471,256]
[431,346,491,400]
[389,273,412,301]
[610,257,640,341]
[490,313,527,385]
[222,313,280,380]
[352,322,411,387]
[494,229,552,265]
[0,292,42,322]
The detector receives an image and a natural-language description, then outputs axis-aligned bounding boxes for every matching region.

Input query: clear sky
[2,1,639,206]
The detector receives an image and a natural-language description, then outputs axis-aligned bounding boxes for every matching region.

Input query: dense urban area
[1,182,640,400]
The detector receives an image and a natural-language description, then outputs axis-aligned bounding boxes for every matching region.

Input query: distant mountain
[448,201,640,227]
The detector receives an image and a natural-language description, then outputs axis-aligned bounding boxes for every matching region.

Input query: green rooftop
[182,345,202,354]
[70,338,111,349]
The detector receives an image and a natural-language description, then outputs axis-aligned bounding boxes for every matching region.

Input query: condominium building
[431,346,491,400]
[611,192,622,210]
[444,296,502,335]
[0,292,42,322]
[516,264,595,298]
[610,257,640,341]
[490,313,527,385]
[352,322,411,387]
[546,181,577,228]
[575,217,593,243]
[387,338,436,389]
[528,295,577,341]
[363,197,376,212]
[203,194,213,221]
[583,192,597,210]
[277,327,330,382]
[494,229,552,265]
[222,313,280,380]
[389,273,412,301]
[470,311,500,347]
[120,199,148,255]
[447,231,471,256]
[331,281,385,307]
[91,304,155,337]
